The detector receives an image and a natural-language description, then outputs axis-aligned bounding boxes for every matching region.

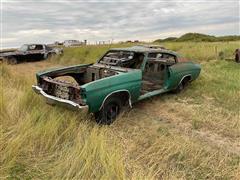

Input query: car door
[33,45,45,60]
[140,53,167,95]
[22,44,38,61]
[21,45,32,60]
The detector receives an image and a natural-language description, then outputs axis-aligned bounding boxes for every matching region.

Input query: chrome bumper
[32,85,88,111]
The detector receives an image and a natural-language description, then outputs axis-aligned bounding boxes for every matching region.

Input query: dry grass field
[0,41,239,179]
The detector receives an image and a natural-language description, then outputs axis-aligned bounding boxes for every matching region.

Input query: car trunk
[37,64,119,105]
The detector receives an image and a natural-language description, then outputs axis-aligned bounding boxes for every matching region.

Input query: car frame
[32,45,201,124]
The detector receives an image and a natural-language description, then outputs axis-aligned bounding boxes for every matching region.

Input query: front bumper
[32,85,89,111]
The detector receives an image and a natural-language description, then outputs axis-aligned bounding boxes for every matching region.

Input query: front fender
[83,70,142,112]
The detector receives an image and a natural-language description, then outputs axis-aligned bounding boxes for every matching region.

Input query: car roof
[110,45,178,56]
[23,44,45,46]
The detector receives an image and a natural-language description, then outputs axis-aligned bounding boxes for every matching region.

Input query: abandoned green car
[32,45,201,124]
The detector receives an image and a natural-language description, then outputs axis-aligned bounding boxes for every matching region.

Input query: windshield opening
[99,50,144,69]
[19,45,28,51]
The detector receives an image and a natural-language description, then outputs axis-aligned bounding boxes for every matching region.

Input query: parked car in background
[54,41,63,46]
[0,44,63,64]
[32,45,201,125]
[63,40,85,47]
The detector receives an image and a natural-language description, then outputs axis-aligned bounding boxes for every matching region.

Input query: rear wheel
[236,54,240,63]
[94,96,122,125]
[173,77,190,93]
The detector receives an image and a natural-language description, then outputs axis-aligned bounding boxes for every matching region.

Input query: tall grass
[162,41,238,61]
[0,65,127,179]
[51,41,239,65]
[1,41,240,179]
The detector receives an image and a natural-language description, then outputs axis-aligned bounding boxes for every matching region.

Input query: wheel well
[114,91,130,105]
[180,75,191,86]
[100,90,131,110]
[183,75,191,81]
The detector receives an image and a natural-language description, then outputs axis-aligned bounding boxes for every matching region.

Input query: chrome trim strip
[32,85,88,109]
[177,74,192,86]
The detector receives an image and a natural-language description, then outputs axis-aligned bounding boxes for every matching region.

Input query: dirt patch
[136,99,240,156]
[194,130,240,155]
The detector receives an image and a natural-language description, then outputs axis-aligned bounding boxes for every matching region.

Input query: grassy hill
[154,33,240,43]
[1,41,240,179]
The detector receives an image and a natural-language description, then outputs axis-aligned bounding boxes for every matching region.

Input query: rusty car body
[32,45,201,124]
[0,44,63,64]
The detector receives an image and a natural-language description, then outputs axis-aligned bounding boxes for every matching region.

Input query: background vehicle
[32,46,201,124]
[63,40,86,47]
[0,44,63,64]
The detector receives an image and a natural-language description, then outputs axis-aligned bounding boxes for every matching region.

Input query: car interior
[141,52,177,94]
[99,51,144,69]
[27,44,43,51]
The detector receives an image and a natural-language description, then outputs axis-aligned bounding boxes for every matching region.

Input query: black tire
[173,77,190,93]
[7,57,18,65]
[235,54,240,63]
[94,96,122,125]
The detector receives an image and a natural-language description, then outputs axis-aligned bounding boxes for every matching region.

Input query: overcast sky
[1,0,239,48]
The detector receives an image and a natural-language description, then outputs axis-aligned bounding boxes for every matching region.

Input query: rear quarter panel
[166,62,201,90]
[82,70,142,112]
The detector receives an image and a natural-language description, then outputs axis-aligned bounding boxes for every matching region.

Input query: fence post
[215,46,218,60]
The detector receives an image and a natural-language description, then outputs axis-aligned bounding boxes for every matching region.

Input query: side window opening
[29,45,36,50]
[35,45,43,50]
[142,52,172,94]
[145,62,155,72]
[148,52,176,64]
[158,64,165,72]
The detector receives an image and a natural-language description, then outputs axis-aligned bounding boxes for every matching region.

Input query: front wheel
[94,96,122,125]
